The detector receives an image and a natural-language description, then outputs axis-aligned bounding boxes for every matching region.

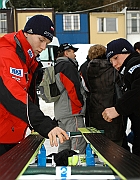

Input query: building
[125,7,140,45]
[0,7,139,46]
[0,8,55,37]
[55,12,89,44]
[89,11,126,46]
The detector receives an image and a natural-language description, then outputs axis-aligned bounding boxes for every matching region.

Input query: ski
[0,133,45,180]
[81,132,140,180]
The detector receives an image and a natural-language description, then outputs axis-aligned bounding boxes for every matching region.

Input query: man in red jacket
[0,15,68,156]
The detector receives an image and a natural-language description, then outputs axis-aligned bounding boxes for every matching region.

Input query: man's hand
[102,107,119,122]
[48,127,69,147]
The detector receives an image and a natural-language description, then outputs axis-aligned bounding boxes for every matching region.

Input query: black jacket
[79,56,90,94]
[115,52,140,117]
[87,58,124,141]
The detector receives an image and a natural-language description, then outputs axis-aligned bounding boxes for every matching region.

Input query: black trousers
[129,113,140,157]
[85,95,90,127]
[0,143,17,156]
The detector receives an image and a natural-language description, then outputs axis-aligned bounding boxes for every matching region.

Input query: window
[127,12,140,34]
[0,13,7,33]
[98,17,117,32]
[63,14,80,31]
[131,13,137,32]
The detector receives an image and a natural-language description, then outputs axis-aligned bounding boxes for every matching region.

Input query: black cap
[57,43,78,53]
[106,38,134,62]
[24,15,54,42]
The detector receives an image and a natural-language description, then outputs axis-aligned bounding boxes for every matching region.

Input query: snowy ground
[39,98,59,155]
[39,98,54,118]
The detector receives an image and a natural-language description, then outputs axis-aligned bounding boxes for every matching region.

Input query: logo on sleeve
[128,64,140,74]
[10,67,23,77]
[28,49,33,58]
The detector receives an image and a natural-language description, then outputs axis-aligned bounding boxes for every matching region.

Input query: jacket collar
[119,52,139,75]
[15,30,36,68]
[57,56,78,69]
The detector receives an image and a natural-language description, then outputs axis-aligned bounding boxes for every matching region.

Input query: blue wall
[55,13,89,44]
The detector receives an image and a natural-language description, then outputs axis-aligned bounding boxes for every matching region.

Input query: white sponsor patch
[120,66,126,75]
[128,64,140,74]
[44,31,53,39]
[10,67,23,77]
[122,48,128,52]
[28,49,33,58]
[12,76,21,82]
[27,29,33,34]
[106,51,114,59]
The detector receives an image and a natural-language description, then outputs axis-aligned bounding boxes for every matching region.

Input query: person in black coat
[79,55,91,127]
[103,38,140,156]
[87,44,124,145]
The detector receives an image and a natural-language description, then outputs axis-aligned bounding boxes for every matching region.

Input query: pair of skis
[1,127,140,179]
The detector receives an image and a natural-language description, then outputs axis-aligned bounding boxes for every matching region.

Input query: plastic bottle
[86,143,95,166]
[37,144,46,167]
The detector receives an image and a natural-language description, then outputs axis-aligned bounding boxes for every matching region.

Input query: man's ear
[64,50,68,57]
[136,49,140,54]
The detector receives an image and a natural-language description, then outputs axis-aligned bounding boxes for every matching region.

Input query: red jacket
[0,30,56,143]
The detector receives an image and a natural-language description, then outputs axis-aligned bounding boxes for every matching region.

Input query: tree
[8,0,44,8]
[8,0,140,12]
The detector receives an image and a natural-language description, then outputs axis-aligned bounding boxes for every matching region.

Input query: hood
[56,56,78,69]
[88,58,112,77]
[0,32,16,49]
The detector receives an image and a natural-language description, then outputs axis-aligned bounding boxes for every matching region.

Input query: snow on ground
[39,98,54,118]
[39,97,58,155]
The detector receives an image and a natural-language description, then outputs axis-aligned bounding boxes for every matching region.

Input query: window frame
[63,14,80,31]
[97,17,118,33]
[0,13,7,33]
[127,12,140,34]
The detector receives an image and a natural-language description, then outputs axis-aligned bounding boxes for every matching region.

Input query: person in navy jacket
[102,38,140,156]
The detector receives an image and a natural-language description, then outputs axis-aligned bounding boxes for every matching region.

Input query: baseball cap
[57,43,79,53]
[23,14,54,42]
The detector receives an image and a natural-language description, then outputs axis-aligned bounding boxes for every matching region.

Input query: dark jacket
[87,58,124,141]
[79,56,90,94]
[115,52,140,117]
